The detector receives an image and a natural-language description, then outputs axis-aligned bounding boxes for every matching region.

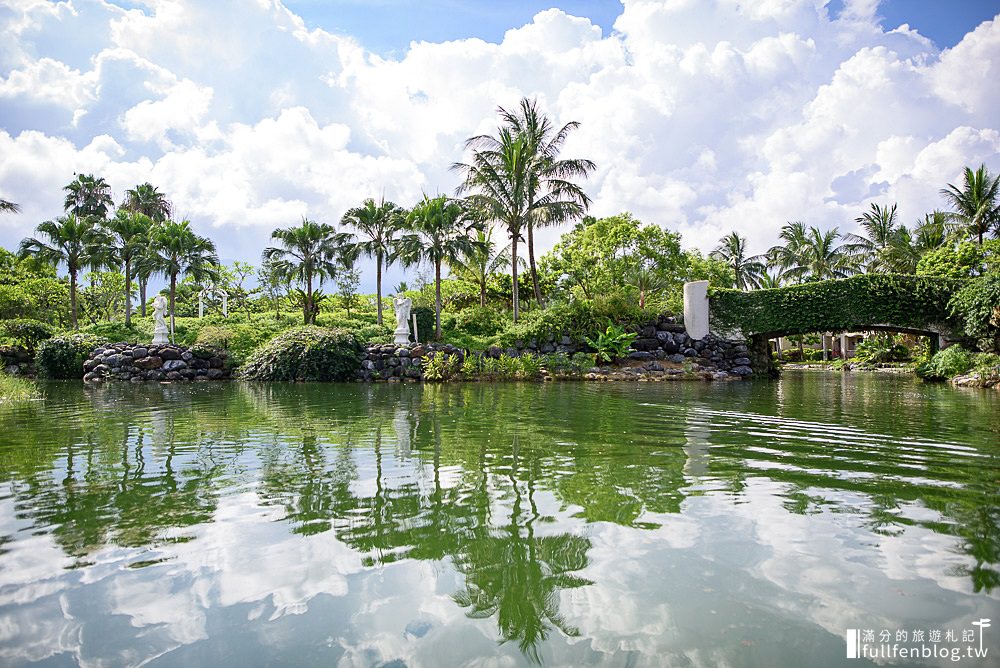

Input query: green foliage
[498,296,657,347]
[81,271,130,325]
[449,305,506,337]
[584,321,638,363]
[916,345,974,381]
[539,352,596,377]
[36,333,103,379]
[0,248,70,325]
[947,273,1000,345]
[916,240,1000,278]
[422,352,462,381]
[710,274,966,337]
[239,326,362,382]
[0,319,54,353]
[411,306,435,342]
[853,333,911,364]
[194,324,279,367]
[79,321,148,344]
[0,374,38,404]
[461,352,544,380]
[972,352,1000,376]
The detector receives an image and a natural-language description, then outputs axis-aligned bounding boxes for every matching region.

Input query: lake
[0,373,998,666]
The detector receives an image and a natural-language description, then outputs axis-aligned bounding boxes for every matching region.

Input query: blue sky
[285,0,1000,53]
[0,0,998,292]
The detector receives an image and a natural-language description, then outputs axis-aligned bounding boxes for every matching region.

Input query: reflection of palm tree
[452,436,592,662]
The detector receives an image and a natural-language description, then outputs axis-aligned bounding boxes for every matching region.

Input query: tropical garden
[1,99,998,390]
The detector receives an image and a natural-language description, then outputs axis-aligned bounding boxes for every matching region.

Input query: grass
[0,374,39,404]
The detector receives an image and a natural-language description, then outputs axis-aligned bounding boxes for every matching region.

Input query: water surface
[0,373,998,666]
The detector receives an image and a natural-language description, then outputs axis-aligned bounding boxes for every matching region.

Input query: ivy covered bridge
[683,275,968,375]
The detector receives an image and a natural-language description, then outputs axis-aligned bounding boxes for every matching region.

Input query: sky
[1,0,999,292]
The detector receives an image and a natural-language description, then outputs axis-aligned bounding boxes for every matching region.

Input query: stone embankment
[83,343,230,383]
[358,343,464,382]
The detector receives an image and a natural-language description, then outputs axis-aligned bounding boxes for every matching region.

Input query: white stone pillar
[683,281,710,341]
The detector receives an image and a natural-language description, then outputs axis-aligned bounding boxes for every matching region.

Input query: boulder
[135,356,163,370]
[162,359,188,371]
[159,348,182,361]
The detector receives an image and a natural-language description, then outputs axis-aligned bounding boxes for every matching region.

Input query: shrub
[36,334,103,379]
[948,273,1000,348]
[585,322,638,363]
[853,333,910,364]
[448,306,506,337]
[498,298,659,347]
[915,345,973,381]
[80,321,149,345]
[411,306,435,342]
[422,351,462,381]
[0,319,54,353]
[239,326,363,382]
[195,322,286,367]
[972,352,1000,377]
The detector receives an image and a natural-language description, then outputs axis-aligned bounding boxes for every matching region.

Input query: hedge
[238,326,363,382]
[709,274,967,337]
[36,334,103,379]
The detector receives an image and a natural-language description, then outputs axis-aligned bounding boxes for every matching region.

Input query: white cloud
[0,0,997,286]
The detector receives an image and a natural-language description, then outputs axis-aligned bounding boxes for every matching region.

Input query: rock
[560,336,572,345]
[162,359,188,371]
[404,367,422,378]
[165,371,184,380]
[632,338,660,352]
[4,364,20,375]
[129,376,144,383]
[628,351,654,360]
[207,369,225,380]
[135,356,163,370]
[131,347,148,359]
[397,348,410,358]
[159,348,181,361]
[209,357,224,369]
[712,372,730,380]
[683,348,697,357]
[731,365,753,376]
[411,345,427,357]
[540,342,555,354]
[181,351,194,362]
[105,354,124,368]
[733,357,751,366]
[145,370,166,381]
[83,371,104,383]
[190,358,210,369]
[647,362,664,371]
[640,325,657,338]
[668,354,686,364]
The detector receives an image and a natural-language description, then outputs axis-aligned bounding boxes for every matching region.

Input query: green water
[0,374,997,667]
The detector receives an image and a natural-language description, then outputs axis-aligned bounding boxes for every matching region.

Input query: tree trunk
[70,269,78,330]
[480,280,486,308]
[140,278,147,316]
[527,223,545,308]
[375,252,383,326]
[434,260,442,340]
[305,273,313,325]
[124,259,132,326]
[169,273,176,343]
[511,233,519,323]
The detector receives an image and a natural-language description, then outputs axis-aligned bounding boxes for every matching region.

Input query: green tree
[396,196,480,339]
[0,199,20,213]
[843,202,909,272]
[916,240,1000,278]
[0,249,70,324]
[341,197,403,325]
[455,98,595,320]
[710,231,767,290]
[122,182,171,221]
[337,267,361,317]
[63,174,114,220]
[940,164,1000,244]
[768,223,854,282]
[81,271,130,325]
[447,225,513,308]
[18,214,108,328]
[262,217,353,325]
[104,209,152,325]
[147,220,219,338]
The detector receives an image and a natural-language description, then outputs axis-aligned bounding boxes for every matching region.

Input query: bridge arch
[683,275,969,374]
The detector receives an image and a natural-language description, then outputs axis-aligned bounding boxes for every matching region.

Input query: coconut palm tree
[780,226,855,282]
[122,182,172,222]
[342,197,404,325]
[711,231,768,290]
[766,221,810,277]
[105,210,153,326]
[147,220,219,338]
[940,164,1000,244]
[454,98,595,320]
[262,217,353,325]
[447,225,513,308]
[18,214,108,328]
[913,211,949,254]
[0,199,20,213]
[395,196,481,339]
[63,174,114,220]
[842,202,904,272]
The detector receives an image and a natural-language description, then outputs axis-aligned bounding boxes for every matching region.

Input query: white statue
[393,294,412,345]
[152,294,170,344]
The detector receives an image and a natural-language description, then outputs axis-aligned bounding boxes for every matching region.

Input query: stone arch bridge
[682,275,968,375]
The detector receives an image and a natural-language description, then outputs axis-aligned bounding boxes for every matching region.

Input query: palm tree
[0,199,19,213]
[767,222,855,282]
[341,197,404,325]
[122,183,171,221]
[262,217,353,325]
[63,174,114,220]
[147,220,219,338]
[395,196,481,339]
[447,225,513,308]
[843,202,903,272]
[711,231,767,290]
[454,98,595,320]
[105,210,153,326]
[18,214,108,328]
[940,164,1000,244]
